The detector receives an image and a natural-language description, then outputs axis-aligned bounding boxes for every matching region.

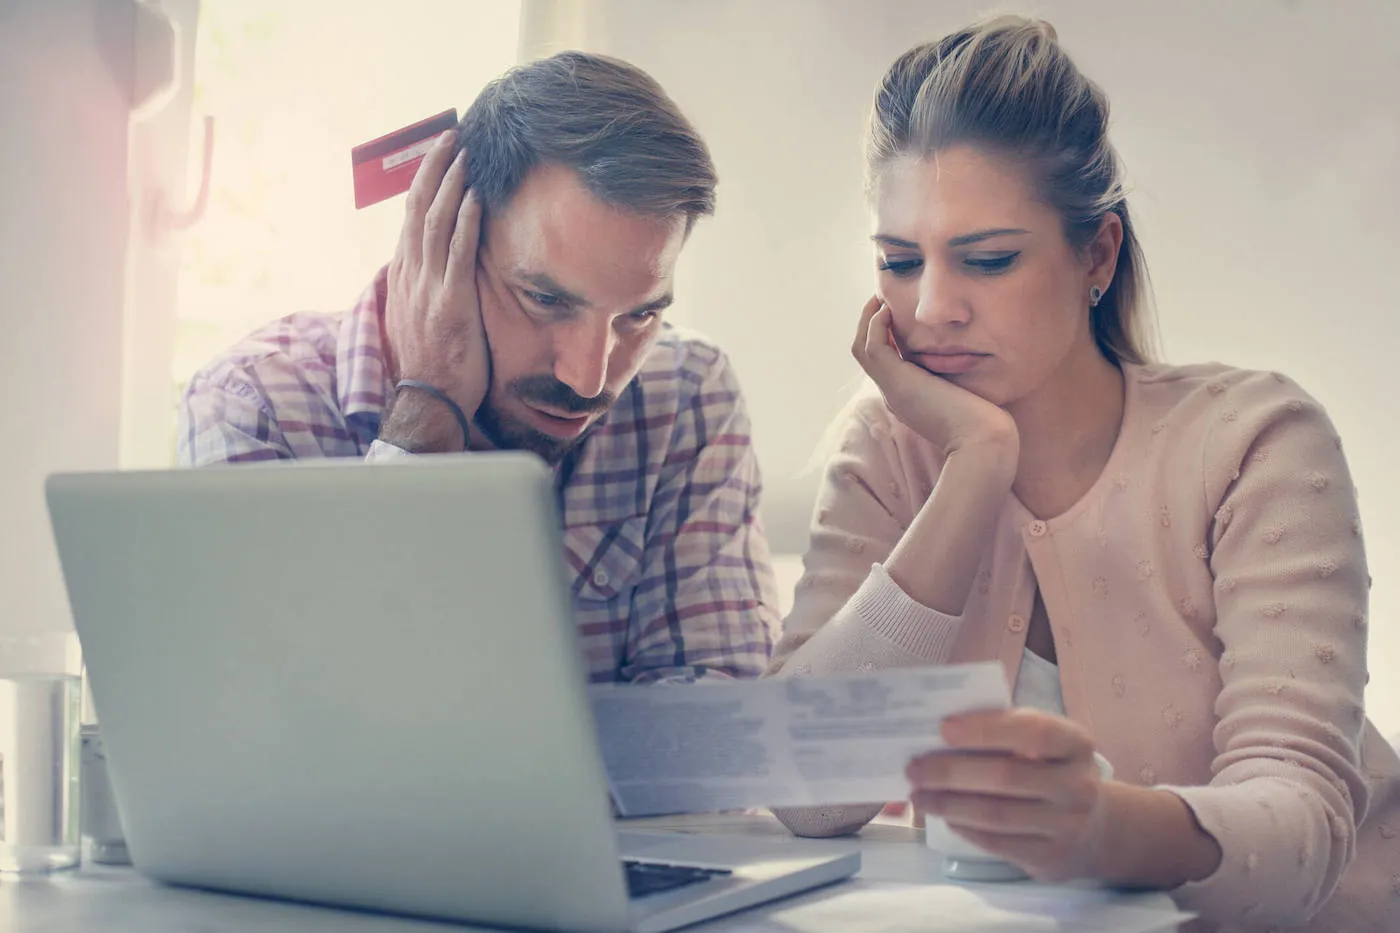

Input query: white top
[1010,647,1066,716]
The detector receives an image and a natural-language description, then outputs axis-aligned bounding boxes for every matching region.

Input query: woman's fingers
[850,295,884,362]
[941,708,1096,763]
[906,751,1085,804]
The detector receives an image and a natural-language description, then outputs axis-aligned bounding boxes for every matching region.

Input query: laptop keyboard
[623,859,732,898]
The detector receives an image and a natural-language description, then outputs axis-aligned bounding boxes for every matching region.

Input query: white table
[1,814,1184,931]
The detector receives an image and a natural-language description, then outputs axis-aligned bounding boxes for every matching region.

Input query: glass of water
[0,630,83,874]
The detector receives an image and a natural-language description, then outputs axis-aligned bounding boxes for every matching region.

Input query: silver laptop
[45,455,858,933]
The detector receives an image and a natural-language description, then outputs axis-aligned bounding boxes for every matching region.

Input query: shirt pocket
[562,515,649,605]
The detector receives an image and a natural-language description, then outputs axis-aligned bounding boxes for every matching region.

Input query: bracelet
[394,380,472,452]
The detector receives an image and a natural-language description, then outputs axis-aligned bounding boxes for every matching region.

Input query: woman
[769,16,1399,931]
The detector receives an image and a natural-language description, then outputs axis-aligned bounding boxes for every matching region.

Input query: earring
[1088,285,1103,307]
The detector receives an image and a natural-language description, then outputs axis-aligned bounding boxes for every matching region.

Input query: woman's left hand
[907,708,1110,883]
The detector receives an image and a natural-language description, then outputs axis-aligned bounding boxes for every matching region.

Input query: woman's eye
[965,252,1020,274]
[877,258,922,278]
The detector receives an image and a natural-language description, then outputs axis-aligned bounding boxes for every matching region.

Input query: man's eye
[618,310,658,330]
[525,290,561,308]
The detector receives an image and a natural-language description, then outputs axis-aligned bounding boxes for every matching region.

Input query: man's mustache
[509,375,614,415]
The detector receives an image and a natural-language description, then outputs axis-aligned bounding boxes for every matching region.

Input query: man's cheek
[607,329,659,390]
[473,267,512,388]
[475,264,500,326]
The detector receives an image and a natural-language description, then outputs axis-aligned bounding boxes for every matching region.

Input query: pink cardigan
[769,362,1400,931]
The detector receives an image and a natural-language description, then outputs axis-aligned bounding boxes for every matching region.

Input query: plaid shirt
[178,270,779,683]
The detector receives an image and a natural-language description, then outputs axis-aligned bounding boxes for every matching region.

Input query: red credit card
[351,108,458,209]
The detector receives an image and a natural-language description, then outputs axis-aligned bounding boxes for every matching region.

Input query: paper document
[590,662,1010,816]
[723,881,1192,932]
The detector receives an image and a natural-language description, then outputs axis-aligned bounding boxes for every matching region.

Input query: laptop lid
[47,455,637,932]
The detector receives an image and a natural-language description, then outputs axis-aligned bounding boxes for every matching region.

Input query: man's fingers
[400,130,457,269]
[424,147,470,279]
[443,186,483,296]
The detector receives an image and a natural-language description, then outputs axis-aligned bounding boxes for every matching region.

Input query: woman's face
[871,145,1114,408]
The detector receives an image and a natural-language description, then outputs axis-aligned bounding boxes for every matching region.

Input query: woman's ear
[1087,211,1123,291]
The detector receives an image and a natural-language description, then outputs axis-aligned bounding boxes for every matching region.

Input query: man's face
[470,164,687,464]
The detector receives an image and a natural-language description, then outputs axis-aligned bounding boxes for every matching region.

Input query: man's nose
[552,317,613,402]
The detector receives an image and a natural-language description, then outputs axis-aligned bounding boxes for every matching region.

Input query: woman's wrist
[885,444,1016,615]
[945,422,1020,471]
[944,435,1019,485]
[1094,782,1223,889]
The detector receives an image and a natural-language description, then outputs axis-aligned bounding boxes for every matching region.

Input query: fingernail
[439,130,455,146]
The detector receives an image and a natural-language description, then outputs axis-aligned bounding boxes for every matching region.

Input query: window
[171,1,521,436]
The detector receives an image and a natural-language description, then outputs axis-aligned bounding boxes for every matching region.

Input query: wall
[1,1,141,635]
[520,0,1400,733]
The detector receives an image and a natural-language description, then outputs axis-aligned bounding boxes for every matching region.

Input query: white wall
[123,0,200,468]
[0,2,139,635]
[521,0,1400,733]
[0,0,196,640]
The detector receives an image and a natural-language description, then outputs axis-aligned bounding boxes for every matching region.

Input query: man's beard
[474,374,615,465]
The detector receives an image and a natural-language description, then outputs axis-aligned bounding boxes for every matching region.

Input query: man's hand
[379,130,489,453]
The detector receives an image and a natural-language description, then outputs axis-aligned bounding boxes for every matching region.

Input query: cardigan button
[1027,520,1048,538]
[1007,614,1027,633]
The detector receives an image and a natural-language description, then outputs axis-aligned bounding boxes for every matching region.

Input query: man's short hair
[460,51,717,226]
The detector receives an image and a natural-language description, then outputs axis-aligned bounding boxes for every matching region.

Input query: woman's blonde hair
[866,15,1155,365]
[806,17,1155,476]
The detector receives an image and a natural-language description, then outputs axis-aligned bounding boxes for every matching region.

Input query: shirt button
[1027,520,1048,538]
[592,568,610,588]
[1007,614,1026,633]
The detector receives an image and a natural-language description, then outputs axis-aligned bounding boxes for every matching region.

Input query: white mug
[924,751,1114,882]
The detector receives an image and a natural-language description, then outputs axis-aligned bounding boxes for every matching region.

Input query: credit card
[350,108,458,209]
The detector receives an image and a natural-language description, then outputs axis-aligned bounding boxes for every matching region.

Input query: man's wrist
[379,388,469,453]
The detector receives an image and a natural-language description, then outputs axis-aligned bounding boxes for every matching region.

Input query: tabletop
[0,813,1187,932]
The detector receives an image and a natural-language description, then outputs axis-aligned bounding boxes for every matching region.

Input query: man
[178,52,778,683]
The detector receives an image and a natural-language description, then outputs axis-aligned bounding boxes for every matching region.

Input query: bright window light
[173,1,521,395]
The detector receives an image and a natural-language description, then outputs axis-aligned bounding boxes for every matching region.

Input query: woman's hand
[857,296,1018,613]
[907,708,1109,883]
[852,296,1017,459]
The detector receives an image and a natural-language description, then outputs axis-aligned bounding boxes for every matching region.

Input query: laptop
[45,454,858,933]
